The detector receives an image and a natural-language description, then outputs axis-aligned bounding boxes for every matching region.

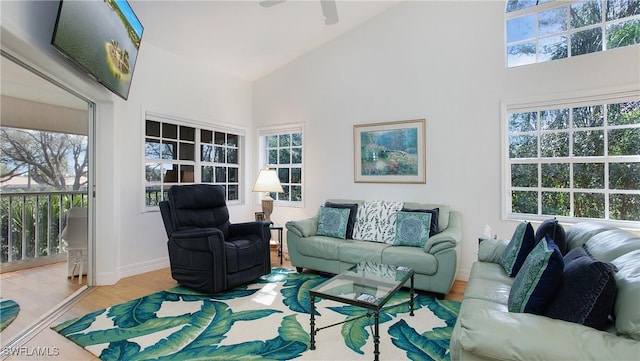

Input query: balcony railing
[0,191,88,272]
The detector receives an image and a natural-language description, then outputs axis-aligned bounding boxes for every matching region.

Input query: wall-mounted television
[51,0,143,100]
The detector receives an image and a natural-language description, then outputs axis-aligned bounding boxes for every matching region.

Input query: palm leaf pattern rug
[52,268,460,361]
[0,298,20,331]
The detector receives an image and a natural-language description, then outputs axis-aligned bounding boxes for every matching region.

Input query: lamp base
[261,198,274,222]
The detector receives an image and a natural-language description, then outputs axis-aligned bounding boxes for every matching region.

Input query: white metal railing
[0,191,88,272]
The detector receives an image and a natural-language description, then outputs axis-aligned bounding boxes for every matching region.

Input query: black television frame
[51,0,144,100]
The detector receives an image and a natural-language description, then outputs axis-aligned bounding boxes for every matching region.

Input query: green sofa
[285,199,462,297]
[450,222,640,360]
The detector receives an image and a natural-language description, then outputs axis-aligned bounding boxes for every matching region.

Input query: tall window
[259,125,304,205]
[504,95,640,224]
[144,113,243,208]
[506,0,640,67]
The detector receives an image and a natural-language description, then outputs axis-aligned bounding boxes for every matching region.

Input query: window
[144,113,243,208]
[506,0,640,67]
[258,125,304,205]
[504,94,640,224]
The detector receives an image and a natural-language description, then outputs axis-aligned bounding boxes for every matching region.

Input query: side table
[270,224,283,265]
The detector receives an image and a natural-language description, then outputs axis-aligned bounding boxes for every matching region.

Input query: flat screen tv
[51,0,143,100]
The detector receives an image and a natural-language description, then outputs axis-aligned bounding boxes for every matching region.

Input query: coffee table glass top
[310,262,414,308]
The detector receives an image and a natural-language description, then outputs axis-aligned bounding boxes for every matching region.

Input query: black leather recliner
[159,184,271,293]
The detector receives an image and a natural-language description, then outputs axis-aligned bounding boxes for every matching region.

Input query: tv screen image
[51,0,143,100]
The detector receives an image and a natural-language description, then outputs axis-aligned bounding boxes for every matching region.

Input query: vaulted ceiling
[130,1,400,80]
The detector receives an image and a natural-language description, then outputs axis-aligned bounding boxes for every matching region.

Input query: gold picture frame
[255,212,266,221]
[354,119,426,183]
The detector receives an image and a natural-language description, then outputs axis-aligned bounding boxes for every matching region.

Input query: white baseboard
[96,257,169,286]
[456,267,470,282]
[119,257,170,278]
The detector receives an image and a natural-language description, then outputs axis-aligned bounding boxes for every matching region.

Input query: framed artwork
[255,212,266,221]
[353,119,426,183]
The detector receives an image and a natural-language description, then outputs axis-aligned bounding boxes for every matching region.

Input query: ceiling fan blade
[320,0,339,25]
[259,0,287,8]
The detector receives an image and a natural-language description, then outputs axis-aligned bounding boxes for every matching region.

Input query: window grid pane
[507,98,640,223]
[506,0,640,67]
[145,118,242,206]
[264,131,303,204]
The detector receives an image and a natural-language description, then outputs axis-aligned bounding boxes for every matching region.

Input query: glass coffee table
[309,261,415,361]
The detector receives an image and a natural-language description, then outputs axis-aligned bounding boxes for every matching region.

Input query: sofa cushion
[464,277,513,305]
[611,249,640,341]
[352,200,404,244]
[316,206,350,239]
[535,218,567,255]
[338,240,388,264]
[400,207,439,236]
[296,236,342,259]
[585,229,640,263]
[500,221,536,277]
[324,202,358,239]
[508,237,564,314]
[564,222,616,252]
[381,246,438,275]
[544,246,617,330]
[394,211,431,247]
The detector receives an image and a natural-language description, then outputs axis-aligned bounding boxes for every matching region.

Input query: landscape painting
[354,119,426,183]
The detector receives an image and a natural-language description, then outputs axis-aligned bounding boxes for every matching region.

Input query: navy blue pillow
[535,218,568,255]
[500,221,536,277]
[544,246,618,330]
[400,208,439,237]
[508,236,564,314]
[324,202,358,239]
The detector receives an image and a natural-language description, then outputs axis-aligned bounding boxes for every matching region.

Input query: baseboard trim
[118,257,169,279]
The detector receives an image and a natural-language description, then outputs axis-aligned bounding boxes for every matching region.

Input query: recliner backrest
[167,184,230,238]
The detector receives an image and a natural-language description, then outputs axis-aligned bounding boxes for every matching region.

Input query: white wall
[1,1,254,285]
[253,1,640,280]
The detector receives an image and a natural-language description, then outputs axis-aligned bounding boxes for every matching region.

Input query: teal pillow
[394,211,431,247]
[508,236,564,314]
[500,221,536,277]
[316,206,350,239]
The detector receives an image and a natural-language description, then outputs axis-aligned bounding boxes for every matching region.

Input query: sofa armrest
[478,238,509,263]
[285,217,318,238]
[458,309,640,360]
[424,211,462,254]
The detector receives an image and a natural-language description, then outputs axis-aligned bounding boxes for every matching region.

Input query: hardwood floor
[2,250,466,360]
[0,262,86,343]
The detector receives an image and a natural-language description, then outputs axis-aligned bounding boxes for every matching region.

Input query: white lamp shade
[252,168,283,193]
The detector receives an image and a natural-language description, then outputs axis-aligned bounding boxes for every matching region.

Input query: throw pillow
[324,202,358,239]
[535,217,568,255]
[544,246,618,330]
[400,207,439,236]
[352,200,404,244]
[316,207,351,239]
[508,236,564,314]
[394,211,431,247]
[499,221,536,277]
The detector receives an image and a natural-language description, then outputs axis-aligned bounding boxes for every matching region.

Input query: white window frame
[142,111,246,211]
[501,87,640,228]
[257,123,305,208]
[505,0,640,68]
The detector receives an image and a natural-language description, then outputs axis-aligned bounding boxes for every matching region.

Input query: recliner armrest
[229,221,271,242]
[170,228,225,252]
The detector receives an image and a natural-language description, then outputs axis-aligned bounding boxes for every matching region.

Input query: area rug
[0,298,20,331]
[52,268,460,361]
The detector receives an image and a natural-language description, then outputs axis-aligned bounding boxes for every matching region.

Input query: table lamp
[252,167,283,222]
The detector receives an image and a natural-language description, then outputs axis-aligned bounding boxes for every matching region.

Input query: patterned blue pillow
[508,236,564,314]
[316,207,350,239]
[500,221,536,277]
[394,211,431,247]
